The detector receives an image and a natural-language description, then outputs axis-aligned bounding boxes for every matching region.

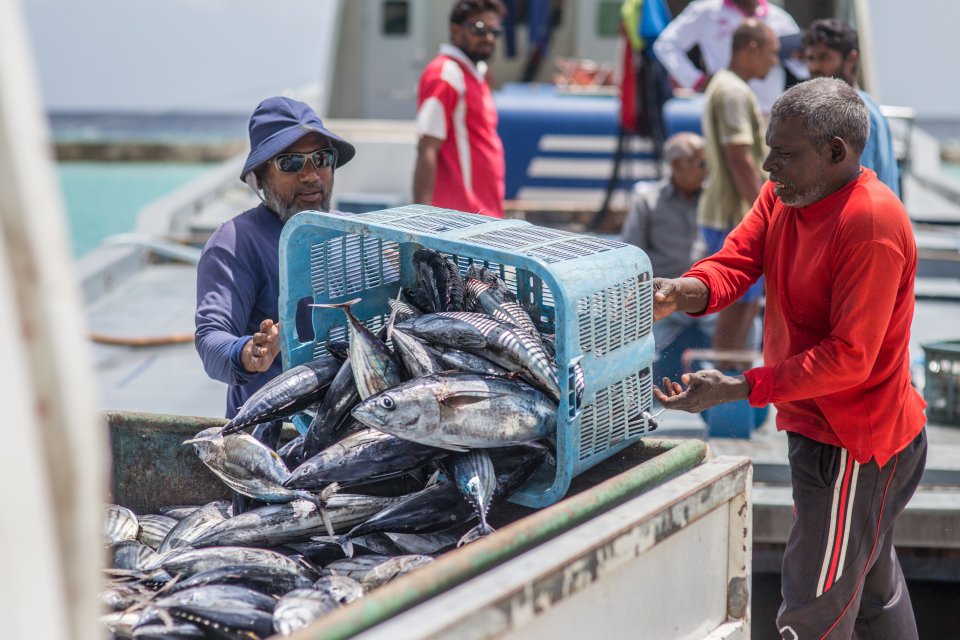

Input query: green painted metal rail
[289,438,707,640]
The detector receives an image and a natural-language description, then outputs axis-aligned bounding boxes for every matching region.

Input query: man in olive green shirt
[699,19,779,367]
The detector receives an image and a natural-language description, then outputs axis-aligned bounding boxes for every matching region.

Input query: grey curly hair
[770,77,870,154]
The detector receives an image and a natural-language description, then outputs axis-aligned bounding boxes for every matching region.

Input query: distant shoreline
[56,141,245,162]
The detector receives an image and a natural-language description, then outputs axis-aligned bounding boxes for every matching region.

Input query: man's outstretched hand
[242,319,281,373]
[653,370,751,413]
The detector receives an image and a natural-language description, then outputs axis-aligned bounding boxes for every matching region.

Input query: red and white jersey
[416,44,505,218]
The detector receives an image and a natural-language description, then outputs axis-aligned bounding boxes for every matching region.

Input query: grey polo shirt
[621,178,706,280]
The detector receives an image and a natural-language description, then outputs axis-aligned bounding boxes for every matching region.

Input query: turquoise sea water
[944,162,960,181]
[57,162,212,256]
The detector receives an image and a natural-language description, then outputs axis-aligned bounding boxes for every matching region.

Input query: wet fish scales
[105,504,139,546]
[136,515,178,550]
[222,355,340,434]
[351,373,556,451]
[157,500,232,553]
[287,428,443,490]
[167,565,313,599]
[273,588,340,636]
[302,357,360,459]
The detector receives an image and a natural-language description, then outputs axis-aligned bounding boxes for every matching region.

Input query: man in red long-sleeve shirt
[653,77,926,639]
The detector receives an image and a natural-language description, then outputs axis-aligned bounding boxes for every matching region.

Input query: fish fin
[314,533,354,558]
[384,288,403,341]
[439,390,508,408]
[321,507,335,538]
[457,523,495,547]
[434,442,471,453]
[337,535,355,558]
[309,298,362,310]
[424,467,441,488]
[319,482,341,504]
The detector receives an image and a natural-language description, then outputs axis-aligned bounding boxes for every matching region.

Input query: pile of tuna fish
[101,250,568,639]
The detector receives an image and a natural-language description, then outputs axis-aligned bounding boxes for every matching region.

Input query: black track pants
[776,428,927,640]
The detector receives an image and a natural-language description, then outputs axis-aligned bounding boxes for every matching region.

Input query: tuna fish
[302,357,360,458]
[182,427,322,505]
[168,604,274,640]
[145,546,316,581]
[110,540,158,572]
[136,515,178,550]
[389,326,447,379]
[313,575,364,605]
[221,355,341,435]
[286,428,444,490]
[340,482,476,550]
[400,312,560,400]
[361,555,434,591]
[189,495,400,547]
[413,249,464,312]
[157,500,233,553]
[272,588,340,636]
[310,299,401,400]
[464,274,541,341]
[104,504,139,545]
[166,565,314,599]
[448,450,497,544]
[427,344,510,376]
[351,373,556,452]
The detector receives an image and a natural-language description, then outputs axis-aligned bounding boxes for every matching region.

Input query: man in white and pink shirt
[653,0,808,114]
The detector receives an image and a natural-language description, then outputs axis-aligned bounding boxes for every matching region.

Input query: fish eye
[378,395,396,411]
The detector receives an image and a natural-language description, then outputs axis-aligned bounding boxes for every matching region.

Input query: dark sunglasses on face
[462,20,503,38]
[273,147,337,173]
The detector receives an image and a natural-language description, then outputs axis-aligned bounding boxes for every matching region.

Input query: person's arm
[413,135,443,205]
[723,143,762,205]
[651,2,711,90]
[195,234,276,384]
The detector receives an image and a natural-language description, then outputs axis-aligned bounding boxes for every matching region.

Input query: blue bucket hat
[240,96,356,182]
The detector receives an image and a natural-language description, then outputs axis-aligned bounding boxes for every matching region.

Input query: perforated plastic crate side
[278,207,656,507]
[922,340,960,426]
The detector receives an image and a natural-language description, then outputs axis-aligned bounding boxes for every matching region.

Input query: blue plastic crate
[277,205,655,508]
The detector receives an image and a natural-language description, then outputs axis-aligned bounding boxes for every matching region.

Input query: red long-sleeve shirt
[685,169,926,466]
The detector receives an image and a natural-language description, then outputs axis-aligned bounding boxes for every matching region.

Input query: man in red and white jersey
[413,0,506,218]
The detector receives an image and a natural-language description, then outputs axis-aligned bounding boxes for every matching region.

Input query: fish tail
[337,535,355,558]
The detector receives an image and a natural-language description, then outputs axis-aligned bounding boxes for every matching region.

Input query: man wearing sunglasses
[195,96,355,436]
[413,0,507,218]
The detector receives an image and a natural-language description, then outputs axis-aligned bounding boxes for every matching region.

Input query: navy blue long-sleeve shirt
[195,204,284,418]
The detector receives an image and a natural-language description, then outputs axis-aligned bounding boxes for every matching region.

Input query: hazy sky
[21,0,960,118]
[23,0,339,113]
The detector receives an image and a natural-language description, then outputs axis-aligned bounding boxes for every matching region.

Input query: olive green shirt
[698,68,767,230]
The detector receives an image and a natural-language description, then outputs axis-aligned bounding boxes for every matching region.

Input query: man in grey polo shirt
[622,131,711,379]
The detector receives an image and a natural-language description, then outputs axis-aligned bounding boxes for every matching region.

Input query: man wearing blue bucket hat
[195,96,355,426]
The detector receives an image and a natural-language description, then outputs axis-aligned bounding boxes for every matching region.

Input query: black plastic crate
[922,340,960,426]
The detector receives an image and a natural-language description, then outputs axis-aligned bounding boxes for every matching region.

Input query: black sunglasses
[462,20,503,38]
[273,147,337,173]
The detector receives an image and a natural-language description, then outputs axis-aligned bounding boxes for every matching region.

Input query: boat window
[596,1,621,38]
[383,1,410,36]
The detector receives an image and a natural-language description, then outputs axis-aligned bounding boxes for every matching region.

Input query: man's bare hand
[653,370,751,413]
[653,278,682,321]
[241,319,281,373]
[652,276,709,321]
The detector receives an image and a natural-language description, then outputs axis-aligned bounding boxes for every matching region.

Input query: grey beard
[262,178,333,223]
[777,168,828,208]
